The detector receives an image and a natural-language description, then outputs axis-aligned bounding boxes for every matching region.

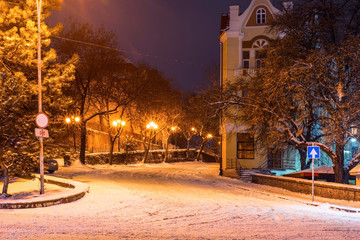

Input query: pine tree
[0,0,76,197]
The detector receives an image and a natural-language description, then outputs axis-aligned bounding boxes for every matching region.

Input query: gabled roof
[285,166,334,178]
[350,164,360,176]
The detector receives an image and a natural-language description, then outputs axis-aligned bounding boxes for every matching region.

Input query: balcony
[234,68,257,77]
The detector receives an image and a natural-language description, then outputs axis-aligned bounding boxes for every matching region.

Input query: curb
[0,175,89,209]
[230,178,360,213]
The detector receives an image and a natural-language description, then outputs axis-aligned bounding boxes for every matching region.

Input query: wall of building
[220,0,290,172]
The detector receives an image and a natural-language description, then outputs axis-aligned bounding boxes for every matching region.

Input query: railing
[267,158,296,170]
[234,68,256,77]
[282,158,296,170]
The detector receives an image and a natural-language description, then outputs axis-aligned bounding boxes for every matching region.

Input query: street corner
[0,175,89,209]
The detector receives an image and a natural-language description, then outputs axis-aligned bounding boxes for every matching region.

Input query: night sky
[49,0,254,92]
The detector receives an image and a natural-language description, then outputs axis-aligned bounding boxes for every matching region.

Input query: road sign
[35,128,49,138]
[35,112,49,128]
[307,146,320,159]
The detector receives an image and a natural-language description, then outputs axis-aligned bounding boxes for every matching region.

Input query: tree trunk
[299,148,310,170]
[142,147,149,164]
[142,141,151,164]
[333,162,345,183]
[109,138,114,165]
[79,122,87,164]
[334,144,346,183]
[0,161,10,197]
[186,139,190,159]
[73,128,77,151]
[164,137,169,163]
[195,141,206,162]
[118,138,121,152]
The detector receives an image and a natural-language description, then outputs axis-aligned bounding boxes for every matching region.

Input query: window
[252,39,268,49]
[256,8,266,24]
[255,50,262,68]
[242,51,249,68]
[237,133,254,159]
[268,148,282,169]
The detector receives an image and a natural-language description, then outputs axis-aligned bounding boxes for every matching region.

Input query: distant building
[219,0,297,178]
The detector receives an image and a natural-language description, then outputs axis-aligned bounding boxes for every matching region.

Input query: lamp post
[170,126,178,149]
[113,119,126,152]
[66,116,81,151]
[184,127,196,160]
[146,121,158,150]
[36,0,45,195]
[350,125,358,157]
[351,125,358,136]
[141,121,158,163]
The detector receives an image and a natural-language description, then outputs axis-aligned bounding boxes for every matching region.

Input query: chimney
[229,5,240,19]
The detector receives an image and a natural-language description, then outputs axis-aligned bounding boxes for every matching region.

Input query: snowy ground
[1,161,360,240]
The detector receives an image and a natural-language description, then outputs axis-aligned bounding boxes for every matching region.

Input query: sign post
[307,146,320,202]
[35,112,48,195]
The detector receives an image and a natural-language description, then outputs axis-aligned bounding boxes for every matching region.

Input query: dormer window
[256,8,266,24]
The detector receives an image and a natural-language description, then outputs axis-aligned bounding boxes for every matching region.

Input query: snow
[0,177,65,200]
[1,161,360,239]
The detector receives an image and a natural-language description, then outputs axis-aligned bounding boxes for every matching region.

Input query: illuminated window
[237,133,254,159]
[256,8,266,24]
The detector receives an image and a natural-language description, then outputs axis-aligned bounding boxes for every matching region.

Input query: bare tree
[218,0,360,183]
[53,22,130,164]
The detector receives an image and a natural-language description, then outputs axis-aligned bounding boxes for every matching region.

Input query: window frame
[237,133,255,160]
[256,8,266,24]
[242,50,250,69]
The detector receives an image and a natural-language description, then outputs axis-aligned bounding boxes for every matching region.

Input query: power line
[51,35,205,67]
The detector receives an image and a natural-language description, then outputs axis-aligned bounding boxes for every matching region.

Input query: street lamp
[169,126,179,149]
[113,119,126,152]
[146,121,158,149]
[351,125,358,136]
[147,121,158,130]
[113,119,126,127]
[65,116,81,151]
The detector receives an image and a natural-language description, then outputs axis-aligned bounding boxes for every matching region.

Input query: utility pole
[37,0,44,195]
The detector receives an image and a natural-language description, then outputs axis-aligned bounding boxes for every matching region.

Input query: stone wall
[85,149,198,165]
[252,173,360,201]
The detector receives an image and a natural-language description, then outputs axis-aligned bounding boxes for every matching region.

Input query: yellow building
[219,0,295,178]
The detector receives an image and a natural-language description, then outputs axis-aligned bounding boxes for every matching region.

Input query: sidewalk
[0,174,89,209]
[235,178,360,213]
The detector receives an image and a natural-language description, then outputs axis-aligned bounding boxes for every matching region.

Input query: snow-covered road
[1,162,360,239]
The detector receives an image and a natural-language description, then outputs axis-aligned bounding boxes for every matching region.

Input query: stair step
[235,169,259,182]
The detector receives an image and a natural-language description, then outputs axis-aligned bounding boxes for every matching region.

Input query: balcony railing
[234,68,257,77]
